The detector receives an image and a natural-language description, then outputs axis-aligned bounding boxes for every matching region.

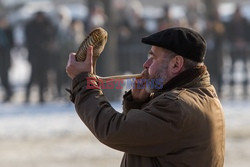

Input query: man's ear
[171,55,184,73]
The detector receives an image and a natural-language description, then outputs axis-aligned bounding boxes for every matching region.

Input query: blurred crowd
[0,1,250,103]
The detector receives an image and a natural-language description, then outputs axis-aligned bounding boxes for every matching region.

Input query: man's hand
[66,46,93,79]
[131,70,150,102]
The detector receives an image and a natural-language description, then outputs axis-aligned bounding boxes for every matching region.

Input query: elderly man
[66,27,225,167]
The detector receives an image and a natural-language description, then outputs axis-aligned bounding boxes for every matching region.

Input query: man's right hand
[66,46,93,79]
[131,70,150,102]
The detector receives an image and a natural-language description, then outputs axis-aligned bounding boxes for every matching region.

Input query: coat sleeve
[70,72,184,157]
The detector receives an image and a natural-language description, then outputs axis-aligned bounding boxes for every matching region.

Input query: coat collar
[152,65,209,97]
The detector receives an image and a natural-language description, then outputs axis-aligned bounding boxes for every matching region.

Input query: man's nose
[143,58,152,69]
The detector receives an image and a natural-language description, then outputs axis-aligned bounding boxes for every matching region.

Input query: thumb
[67,52,76,66]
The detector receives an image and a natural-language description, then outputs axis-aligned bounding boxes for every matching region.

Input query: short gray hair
[163,49,203,69]
[183,58,203,69]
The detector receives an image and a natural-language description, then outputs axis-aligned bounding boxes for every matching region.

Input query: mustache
[141,69,149,79]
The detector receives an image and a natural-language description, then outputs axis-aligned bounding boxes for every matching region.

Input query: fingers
[141,69,149,79]
[134,69,148,88]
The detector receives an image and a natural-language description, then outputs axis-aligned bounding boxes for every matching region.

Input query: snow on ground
[0,99,249,140]
[0,101,123,140]
[0,101,124,167]
[0,99,250,167]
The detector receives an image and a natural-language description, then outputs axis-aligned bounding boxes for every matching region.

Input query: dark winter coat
[69,65,225,167]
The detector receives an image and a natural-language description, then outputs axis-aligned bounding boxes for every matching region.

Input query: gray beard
[146,67,168,93]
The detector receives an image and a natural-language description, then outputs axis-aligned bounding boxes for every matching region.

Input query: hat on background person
[141,27,207,62]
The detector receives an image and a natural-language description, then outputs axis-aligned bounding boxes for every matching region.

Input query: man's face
[143,46,173,83]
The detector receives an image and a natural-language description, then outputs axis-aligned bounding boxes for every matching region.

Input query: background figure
[157,4,174,31]
[225,6,250,98]
[0,15,14,102]
[52,9,81,99]
[69,19,85,50]
[116,1,149,74]
[203,18,225,97]
[86,4,107,32]
[25,11,56,103]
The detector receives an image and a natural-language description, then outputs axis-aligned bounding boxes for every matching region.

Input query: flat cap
[141,27,206,62]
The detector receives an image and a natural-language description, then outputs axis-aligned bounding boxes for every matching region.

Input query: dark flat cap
[141,27,206,62]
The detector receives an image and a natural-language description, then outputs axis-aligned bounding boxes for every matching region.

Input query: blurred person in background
[86,4,107,32]
[0,15,14,102]
[185,0,204,31]
[69,19,85,50]
[117,21,132,72]
[203,15,225,98]
[225,5,250,98]
[157,4,190,32]
[51,7,77,100]
[66,27,225,167]
[116,0,149,73]
[157,4,174,31]
[24,11,56,103]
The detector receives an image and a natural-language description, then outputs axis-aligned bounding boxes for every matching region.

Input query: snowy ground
[0,99,250,167]
[0,101,123,167]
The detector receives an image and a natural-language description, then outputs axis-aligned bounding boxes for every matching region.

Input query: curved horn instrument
[75,27,142,81]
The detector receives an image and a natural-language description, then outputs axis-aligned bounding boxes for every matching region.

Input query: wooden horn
[75,27,142,81]
[97,73,142,82]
